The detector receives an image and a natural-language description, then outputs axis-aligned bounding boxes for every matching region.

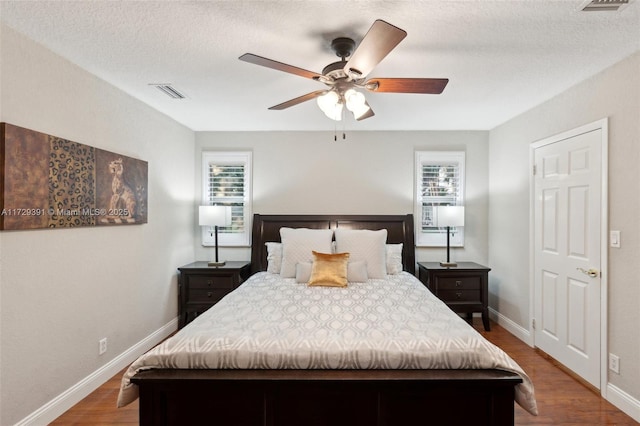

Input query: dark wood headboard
[250,214,415,275]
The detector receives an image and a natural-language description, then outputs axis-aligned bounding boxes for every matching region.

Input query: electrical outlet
[609,353,620,374]
[99,338,108,355]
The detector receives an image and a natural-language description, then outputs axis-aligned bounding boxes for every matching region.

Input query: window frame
[414,151,465,247]
[201,151,252,247]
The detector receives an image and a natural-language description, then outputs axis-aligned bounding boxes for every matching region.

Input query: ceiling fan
[239,19,449,121]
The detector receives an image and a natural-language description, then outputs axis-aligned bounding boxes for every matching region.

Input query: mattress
[117,271,537,415]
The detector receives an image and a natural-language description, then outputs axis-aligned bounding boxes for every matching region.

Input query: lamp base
[439,261,458,267]
[207,260,226,267]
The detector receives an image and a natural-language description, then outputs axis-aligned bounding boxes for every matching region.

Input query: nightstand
[417,262,491,331]
[177,261,251,328]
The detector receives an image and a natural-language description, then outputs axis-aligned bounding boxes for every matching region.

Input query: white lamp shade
[436,206,465,227]
[199,205,232,227]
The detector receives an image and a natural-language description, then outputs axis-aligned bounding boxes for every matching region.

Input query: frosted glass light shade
[317,91,343,121]
[344,89,370,119]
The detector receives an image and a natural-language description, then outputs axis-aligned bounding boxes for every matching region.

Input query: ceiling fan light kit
[239,19,449,122]
[316,88,371,121]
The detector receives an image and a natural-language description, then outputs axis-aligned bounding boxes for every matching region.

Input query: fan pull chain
[342,113,346,140]
[330,110,347,141]
[332,131,346,141]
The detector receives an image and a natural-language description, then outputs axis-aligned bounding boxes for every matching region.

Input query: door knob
[577,267,599,278]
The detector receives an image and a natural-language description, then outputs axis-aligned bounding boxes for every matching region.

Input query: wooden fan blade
[365,78,449,94]
[239,53,322,80]
[344,20,407,79]
[268,90,326,110]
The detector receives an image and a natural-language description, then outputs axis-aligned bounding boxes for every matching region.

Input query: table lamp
[436,205,465,267]
[199,205,232,266]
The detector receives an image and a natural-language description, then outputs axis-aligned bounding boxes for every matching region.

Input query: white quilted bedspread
[117,272,537,415]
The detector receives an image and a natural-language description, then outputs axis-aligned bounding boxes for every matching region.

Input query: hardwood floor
[476,321,638,425]
[51,319,637,425]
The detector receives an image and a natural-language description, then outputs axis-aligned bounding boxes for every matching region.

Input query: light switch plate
[610,230,621,248]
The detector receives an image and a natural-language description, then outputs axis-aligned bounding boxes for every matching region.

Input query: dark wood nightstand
[417,262,491,331]
[177,261,251,328]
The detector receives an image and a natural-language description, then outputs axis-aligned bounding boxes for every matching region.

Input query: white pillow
[279,228,334,278]
[295,260,368,283]
[334,229,387,279]
[386,243,403,274]
[295,261,313,283]
[347,260,369,282]
[265,242,282,274]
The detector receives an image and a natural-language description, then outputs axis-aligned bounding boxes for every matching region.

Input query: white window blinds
[202,152,252,246]
[206,164,245,234]
[415,151,465,247]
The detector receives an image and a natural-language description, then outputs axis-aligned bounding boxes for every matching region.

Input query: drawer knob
[207,280,213,286]
[207,292,213,298]
[455,280,462,287]
[456,291,463,299]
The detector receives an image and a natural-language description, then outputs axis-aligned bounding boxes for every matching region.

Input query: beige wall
[0,25,196,425]
[194,130,490,268]
[489,52,640,407]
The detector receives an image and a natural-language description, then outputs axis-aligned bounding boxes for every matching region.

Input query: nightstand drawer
[437,276,480,290]
[188,288,230,303]
[438,289,481,302]
[189,274,235,289]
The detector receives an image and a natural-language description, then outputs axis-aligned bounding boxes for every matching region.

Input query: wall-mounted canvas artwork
[0,123,148,230]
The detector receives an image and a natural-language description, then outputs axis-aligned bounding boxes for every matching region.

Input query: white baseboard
[15,317,178,426]
[489,308,640,422]
[488,307,534,346]
[606,383,640,423]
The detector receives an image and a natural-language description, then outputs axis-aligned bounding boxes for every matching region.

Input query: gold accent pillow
[308,251,350,287]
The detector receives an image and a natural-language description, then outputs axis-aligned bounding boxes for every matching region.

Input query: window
[414,151,465,247]
[201,151,252,246]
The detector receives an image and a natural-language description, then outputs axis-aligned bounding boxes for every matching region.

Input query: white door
[533,123,605,389]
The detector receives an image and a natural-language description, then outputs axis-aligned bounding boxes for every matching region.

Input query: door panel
[568,185,589,258]
[541,271,559,338]
[542,189,559,253]
[567,277,587,354]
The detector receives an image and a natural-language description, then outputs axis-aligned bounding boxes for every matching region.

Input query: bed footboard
[132,369,522,426]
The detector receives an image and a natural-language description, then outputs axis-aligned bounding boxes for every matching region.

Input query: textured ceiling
[1,0,639,131]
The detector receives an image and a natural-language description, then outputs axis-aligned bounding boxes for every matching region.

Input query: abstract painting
[0,123,147,230]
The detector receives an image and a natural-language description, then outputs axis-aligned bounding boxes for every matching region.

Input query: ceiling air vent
[150,83,187,99]
[580,0,631,11]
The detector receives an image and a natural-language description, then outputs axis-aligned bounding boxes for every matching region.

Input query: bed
[118,214,537,425]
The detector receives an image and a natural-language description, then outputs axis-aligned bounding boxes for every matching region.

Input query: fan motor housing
[322,60,348,79]
[331,37,356,59]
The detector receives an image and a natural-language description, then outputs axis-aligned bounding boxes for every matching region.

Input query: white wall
[489,52,640,408]
[0,25,195,425]
[195,130,489,269]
